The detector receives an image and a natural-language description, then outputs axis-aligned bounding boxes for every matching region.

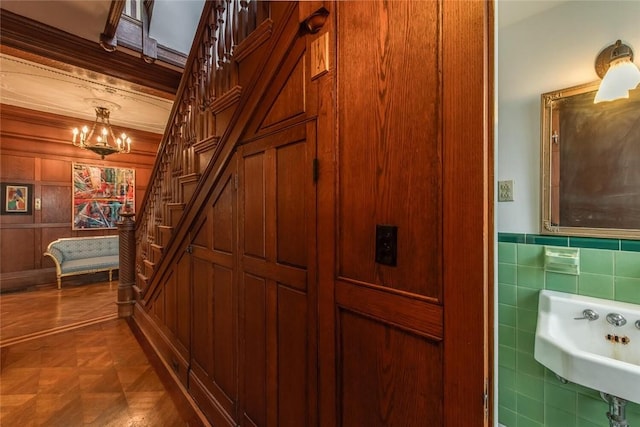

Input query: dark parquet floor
[0,281,204,426]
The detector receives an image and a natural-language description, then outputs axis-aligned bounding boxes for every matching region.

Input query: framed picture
[1,183,33,215]
[72,163,135,230]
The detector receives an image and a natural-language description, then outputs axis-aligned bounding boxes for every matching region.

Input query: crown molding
[0,8,181,96]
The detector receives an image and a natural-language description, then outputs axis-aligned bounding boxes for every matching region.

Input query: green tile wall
[497,235,640,427]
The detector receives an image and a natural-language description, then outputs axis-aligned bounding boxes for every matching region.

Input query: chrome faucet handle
[606,313,626,327]
[574,309,599,321]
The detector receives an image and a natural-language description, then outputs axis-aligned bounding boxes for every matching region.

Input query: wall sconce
[594,40,640,103]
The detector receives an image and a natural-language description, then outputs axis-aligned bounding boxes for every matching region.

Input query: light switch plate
[310,32,329,79]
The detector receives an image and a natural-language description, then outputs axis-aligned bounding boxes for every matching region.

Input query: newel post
[117,211,136,317]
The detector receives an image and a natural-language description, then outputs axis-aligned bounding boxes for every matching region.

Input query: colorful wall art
[72,163,135,230]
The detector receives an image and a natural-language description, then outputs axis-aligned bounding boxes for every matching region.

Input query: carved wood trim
[209,85,243,114]
[178,173,200,185]
[193,136,220,154]
[233,18,274,63]
[300,6,329,34]
[0,8,181,95]
[100,0,126,52]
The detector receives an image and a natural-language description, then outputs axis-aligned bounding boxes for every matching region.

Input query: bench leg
[57,277,61,290]
[109,270,113,283]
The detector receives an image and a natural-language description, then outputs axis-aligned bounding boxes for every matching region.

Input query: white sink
[534,290,640,403]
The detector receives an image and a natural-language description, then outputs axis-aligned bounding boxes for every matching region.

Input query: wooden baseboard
[0,268,56,292]
[0,269,119,293]
[129,305,211,427]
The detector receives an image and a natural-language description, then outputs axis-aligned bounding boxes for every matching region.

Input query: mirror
[541,82,640,239]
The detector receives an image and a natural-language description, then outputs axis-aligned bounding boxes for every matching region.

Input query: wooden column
[117,211,136,317]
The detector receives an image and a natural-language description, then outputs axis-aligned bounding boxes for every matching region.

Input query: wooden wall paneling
[40,158,70,182]
[260,54,306,129]
[1,228,35,273]
[239,118,316,427]
[442,1,492,425]
[338,310,443,427]
[41,184,72,223]
[212,177,234,254]
[145,246,192,388]
[316,1,490,425]
[175,251,192,355]
[190,255,215,389]
[240,273,267,427]
[0,154,35,180]
[191,213,212,249]
[189,164,239,425]
[164,262,178,336]
[336,0,442,299]
[276,141,307,268]
[277,285,309,427]
[243,153,266,259]
[152,281,166,324]
[331,3,446,423]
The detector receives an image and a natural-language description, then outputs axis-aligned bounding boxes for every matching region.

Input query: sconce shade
[594,40,640,103]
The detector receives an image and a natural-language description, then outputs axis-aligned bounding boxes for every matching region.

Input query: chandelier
[72,107,132,159]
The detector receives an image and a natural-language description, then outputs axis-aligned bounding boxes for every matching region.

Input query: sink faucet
[606,313,627,327]
[574,309,599,321]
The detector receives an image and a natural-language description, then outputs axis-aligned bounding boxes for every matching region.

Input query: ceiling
[0,0,203,134]
[498,0,567,28]
[0,53,173,133]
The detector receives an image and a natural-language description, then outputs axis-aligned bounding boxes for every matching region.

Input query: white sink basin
[534,290,640,403]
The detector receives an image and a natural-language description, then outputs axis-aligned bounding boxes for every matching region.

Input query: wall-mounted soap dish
[544,246,580,275]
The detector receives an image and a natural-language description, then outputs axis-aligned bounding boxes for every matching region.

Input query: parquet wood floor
[0,282,205,426]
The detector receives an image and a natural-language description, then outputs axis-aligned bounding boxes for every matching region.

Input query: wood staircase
[134,0,270,294]
[129,3,327,425]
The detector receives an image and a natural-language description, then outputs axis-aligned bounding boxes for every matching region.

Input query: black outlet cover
[375,224,398,266]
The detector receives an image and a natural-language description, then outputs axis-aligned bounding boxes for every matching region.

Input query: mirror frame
[540,81,640,240]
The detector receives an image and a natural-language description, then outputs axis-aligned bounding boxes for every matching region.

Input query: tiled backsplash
[497,234,640,427]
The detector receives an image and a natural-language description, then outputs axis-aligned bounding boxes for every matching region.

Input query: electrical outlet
[498,180,514,202]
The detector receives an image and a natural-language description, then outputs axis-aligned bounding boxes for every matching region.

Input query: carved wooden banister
[134,0,267,292]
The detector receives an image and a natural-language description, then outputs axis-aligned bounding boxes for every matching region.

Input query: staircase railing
[135,0,268,293]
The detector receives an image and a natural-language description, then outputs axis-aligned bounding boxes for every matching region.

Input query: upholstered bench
[44,236,119,289]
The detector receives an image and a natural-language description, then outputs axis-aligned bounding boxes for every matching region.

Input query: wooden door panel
[175,252,191,351]
[243,153,266,260]
[192,257,214,374]
[338,309,443,427]
[151,285,164,323]
[276,141,307,268]
[165,267,177,335]
[191,250,238,418]
[239,120,316,427]
[213,176,235,253]
[212,264,235,398]
[189,164,239,421]
[277,285,309,427]
[336,0,442,300]
[242,273,267,427]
